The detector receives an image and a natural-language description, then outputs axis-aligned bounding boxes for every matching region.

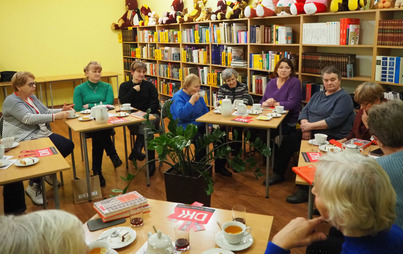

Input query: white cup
[237,103,247,115]
[275,105,284,113]
[122,103,131,110]
[233,99,243,107]
[252,103,262,111]
[222,221,252,245]
[344,144,363,154]
[0,144,4,159]
[199,90,206,97]
[88,240,111,254]
[314,133,328,145]
[67,110,75,118]
[1,137,15,149]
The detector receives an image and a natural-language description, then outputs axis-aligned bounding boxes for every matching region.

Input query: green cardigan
[73,80,114,111]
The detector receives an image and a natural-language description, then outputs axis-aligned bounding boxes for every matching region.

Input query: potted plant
[122,100,271,206]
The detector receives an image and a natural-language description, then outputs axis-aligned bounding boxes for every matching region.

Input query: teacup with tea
[222,221,252,245]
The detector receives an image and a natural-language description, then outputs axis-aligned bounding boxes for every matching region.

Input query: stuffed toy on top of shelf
[245,0,279,18]
[275,0,293,15]
[395,0,403,7]
[372,0,395,8]
[303,0,330,14]
[184,0,207,22]
[290,0,306,14]
[211,0,228,20]
[330,0,366,11]
[111,0,142,30]
[139,5,151,26]
[226,0,249,19]
[196,5,212,22]
[159,0,187,24]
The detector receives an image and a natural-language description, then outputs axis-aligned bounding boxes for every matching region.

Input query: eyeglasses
[27,82,37,87]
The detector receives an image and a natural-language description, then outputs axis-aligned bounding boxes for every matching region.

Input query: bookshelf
[121,9,403,108]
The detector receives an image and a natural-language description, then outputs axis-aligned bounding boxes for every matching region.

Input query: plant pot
[164,165,212,207]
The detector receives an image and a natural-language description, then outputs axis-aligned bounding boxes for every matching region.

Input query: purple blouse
[260,76,302,124]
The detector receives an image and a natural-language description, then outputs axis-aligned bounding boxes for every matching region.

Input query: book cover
[348,24,360,45]
[292,165,316,185]
[344,138,372,148]
[93,191,148,218]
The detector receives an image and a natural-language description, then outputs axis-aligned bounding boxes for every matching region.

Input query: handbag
[0,71,17,82]
[71,175,102,204]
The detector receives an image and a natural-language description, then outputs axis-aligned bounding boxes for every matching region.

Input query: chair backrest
[160,99,172,133]
[246,93,254,106]
[0,116,3,139]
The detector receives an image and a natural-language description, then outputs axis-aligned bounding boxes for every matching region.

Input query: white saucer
[215,231,253,251]
[15,157,39,167]
[120,106,136,111]
[273,110,286,114]
[249,109,263,115]
[308,139,329,146]
[0,159,12,168]
[319,144,342,153]
[202,248,234,254]
[80,110,91,114]
[257,115,272,121]
[67,114,79,119]
[98,226,136,249]
[213,109,221,114]
[267,113,281,118]
[78,116,94,121]
[8,141,19,149]
[116,112,129,117]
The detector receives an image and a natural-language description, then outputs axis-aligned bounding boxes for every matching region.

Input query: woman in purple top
[260,58,302,134]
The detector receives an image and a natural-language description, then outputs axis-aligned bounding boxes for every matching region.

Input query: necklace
[87,81,98,93]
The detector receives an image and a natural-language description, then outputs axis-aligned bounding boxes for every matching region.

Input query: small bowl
[1,137,15,149]
[88,240,110,254]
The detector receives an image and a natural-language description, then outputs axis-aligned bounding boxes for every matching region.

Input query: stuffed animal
[275,0,294,15]
[112,0,142,30]
[246,0,278,18]
[159,0,186,24]
[348,0,367,10]
[330,0,348,11]
[226,0,249,19]
[184,0,205,22]
[211,0,228,20]
[290,0,307,14]
[148,11,159,25]
[196,6,212,22]
[303,0,329,14]
[139,5,151,26]
[373,0,394,8]
[245,0,262,18]
[395,0,403,7]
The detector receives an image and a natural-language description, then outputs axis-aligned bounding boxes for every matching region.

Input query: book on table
[292,165,316,185]
[93,191,148,221]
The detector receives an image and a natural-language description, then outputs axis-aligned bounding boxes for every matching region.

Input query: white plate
[120,106,136,111]
[67,114,79,119]
[15,157,39,167]
[267,113,281,118]
[213,109,221,114]
[319,144,342,153]
[80,110,92,114]
[273,110,286,114]
[78,116,94,121]
[98,226,136,249]
[10,141,19,149]
[116,112,129,117]
[257,115,272,121]
[249,109,263,115]
[202,248,234,254]
[308,139,329,146]
[215,231,253,251]
[0,159,12,168]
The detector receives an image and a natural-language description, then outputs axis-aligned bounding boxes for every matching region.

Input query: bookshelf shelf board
[181,42,210,45]
[123,55,135,58]
[145,74,158,77]
[157,42,180,45]
[182,62,210,66]
[123,41,137,44]
[250,43,300,47]
[377,46,403,49]
[139,58,157,61]
[158,59,181,63]
[300,73,371,81]
[302,44,374,48]
[211,64,248,69]
[159,77,182,82]
[139,25,157,28]
[379,82,403,87]
[211,43,248,46]
[138,42,157,44]
[250,68,271,72]
[159,93,173,97]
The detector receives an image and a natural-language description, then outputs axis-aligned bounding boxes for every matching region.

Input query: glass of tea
[130,207,144,227]
[174,223,190,251]
[232,204,246,224]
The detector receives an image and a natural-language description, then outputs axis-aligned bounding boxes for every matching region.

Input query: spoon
[216,222,222,230]
[98,229,121,241]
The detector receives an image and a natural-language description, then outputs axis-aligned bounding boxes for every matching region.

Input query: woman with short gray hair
[217,68,249,106]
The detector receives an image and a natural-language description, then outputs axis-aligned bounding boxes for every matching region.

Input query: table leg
[38,83,44,103]
[41,177,47,209]
[144,127,150,187]
[308,185,314,219]
[265,129,271,198]
[53,173,60,209]
[205,123,209,156]
[123,126,128,170]
[49,82,54,108]
[81,132,92,201]
[69,127,77,179]
[2,87,7,100]
[44,83,49,107]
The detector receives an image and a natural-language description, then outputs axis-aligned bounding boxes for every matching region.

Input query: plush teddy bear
[395,0,403,7]
[329,0,349,11]
[275,0,294,15]
[245,0,278,18]
[111,0,142,30]
[303,0,329,14]
[373,0,394,8]
[148,11,159,25]
[159,0,186,24]
[211,0,228,20]
[196,6,212,22]
[184,0,205,22]
[290,0,307,14]
[226,0,249,19]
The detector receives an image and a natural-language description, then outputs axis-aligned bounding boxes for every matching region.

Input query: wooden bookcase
[121,9,403,107]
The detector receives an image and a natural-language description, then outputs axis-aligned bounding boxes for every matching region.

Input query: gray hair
[321,66,341,80]
[222,68,239,81]
[315,151,396,236]
[0,210,87,254]
[368,99,403,148]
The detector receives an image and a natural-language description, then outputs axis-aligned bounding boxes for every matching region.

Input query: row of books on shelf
[135,45,157,59]
[249,51,296,71]
[122,29,136,42]
[183,66,209,85]
[159,80,180,96]
[145,77,157,89]
[302,18,359,45]
[251,74,268,95]
[159,63,180,79]
[123,44,137,57]
[377,19,403,46]
[159,46,181,61]
[182,25,210,43]
[138,29,156,42]
[124,58,136,71]
[384,91,403,100]
[302,52,356,78]
[211,22,247,44]
[93,191,148,222]
[375,56,403,84]
[302,82,324,102]
[212,45,246,67]
[250,25,293,44]
[182,46,208,64]
[157,29,180,43]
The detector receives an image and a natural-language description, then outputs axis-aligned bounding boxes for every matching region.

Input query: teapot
[220,96,233,117]
[92,104,108,124]
[343,144,362,154]
[147,231,175,254]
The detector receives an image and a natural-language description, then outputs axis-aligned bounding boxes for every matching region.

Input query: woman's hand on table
[62,103,75,111]
[83,104,89,109]
[302,131,312,140]
[300,121,312,132]
[55,111,69,120]
[272,217,327,250]
[338,138,347,143]
[262,98,276,107]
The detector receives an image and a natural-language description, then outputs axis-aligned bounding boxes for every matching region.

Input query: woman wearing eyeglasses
[1,71,75,215]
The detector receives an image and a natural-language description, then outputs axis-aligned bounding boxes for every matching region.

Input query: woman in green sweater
[73,61,122,186]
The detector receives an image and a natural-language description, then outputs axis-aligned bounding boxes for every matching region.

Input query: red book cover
[306,83,312,102]
[292,165,316,185]
[232,116,254,123]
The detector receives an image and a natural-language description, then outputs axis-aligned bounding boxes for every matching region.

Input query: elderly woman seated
[0,210,87,254]
[265,151,403,254]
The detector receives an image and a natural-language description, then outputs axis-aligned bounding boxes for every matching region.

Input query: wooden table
[64,110,155,201]
[296,140,378,219]
[197,108,288,198]
[0,137,70,208]
[84,199,273,253]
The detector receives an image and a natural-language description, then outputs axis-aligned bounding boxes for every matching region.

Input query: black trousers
[86,129,117,173]
[3,133,74,215]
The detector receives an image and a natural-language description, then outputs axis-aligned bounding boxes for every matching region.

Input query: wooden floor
[0,120,310,254]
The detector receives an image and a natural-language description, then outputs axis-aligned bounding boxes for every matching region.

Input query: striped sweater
[217,81,250,105]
